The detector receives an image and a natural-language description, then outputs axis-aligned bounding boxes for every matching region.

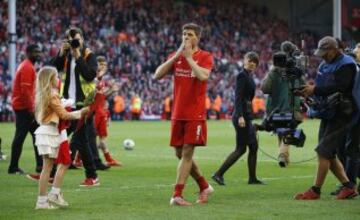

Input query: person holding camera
[295,36,358,200]
[51,27,99,187]
[261,43,305,168]
[212,52,264,186]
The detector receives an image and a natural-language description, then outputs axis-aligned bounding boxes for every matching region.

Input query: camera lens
[70,39,80,48]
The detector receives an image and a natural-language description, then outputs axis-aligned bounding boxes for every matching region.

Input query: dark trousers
[342,121,360,184]
[68,118,97,179]
[8,110,42,172]
[86,116,104,166]
[215,119,259,180]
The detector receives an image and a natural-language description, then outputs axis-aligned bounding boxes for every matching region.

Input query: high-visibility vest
[113,95,125,113]
[212,95,222,112]
[164,97,171,113]
[59,48,96,103]
[252,97,265,113]
[205,96,211,110]
[131,96,142,113]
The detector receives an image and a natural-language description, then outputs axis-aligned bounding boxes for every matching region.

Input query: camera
[69,39,80,48]
[305,92,353,120]
[272,51,305,79]
[255,110,306,147]
[66,28,81,49]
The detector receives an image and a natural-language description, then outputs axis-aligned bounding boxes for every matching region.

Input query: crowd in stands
[0,0,327,121]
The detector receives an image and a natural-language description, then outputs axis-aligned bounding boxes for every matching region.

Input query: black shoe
[278,154,287,168]
[96,163,110,171]
[248,179,266,185]
[8,167,26,175]
[212,174,225,185]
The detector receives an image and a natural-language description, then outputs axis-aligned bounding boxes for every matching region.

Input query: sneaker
[48,193,69,207]
[26,173,40,181]
[248,179,266,185]
[294,188,320,200]
[196,185,214,204]
[330,185,343,196]
[35,201,58,210]
[107,159,122,167]
[26,174,54,184]
[8,167,26,175]
[170,197,192,206]
[211,174,225,186]
[79,178,100,187]
[96,163,110,171]
[336,187,358,199]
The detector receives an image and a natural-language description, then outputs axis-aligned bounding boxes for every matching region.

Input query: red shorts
[170,120,207,147]
[55,141,72,165]
[95,115,108,137]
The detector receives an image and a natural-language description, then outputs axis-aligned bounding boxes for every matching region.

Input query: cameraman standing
[261,42,305,167]
[295,36,358,200]
[51,27,99,186]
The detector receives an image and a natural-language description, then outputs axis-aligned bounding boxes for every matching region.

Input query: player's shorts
[170,120,207,147]
[95,115,108,138]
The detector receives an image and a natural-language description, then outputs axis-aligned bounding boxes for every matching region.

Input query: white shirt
[68,58,76,107]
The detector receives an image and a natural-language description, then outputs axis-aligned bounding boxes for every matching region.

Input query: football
[123,139,135,150]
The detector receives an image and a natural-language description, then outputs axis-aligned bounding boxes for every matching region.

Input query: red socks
[173,184,185,198]
[104,152,112,162]
[173,176,208,198]
[196,176,209,192]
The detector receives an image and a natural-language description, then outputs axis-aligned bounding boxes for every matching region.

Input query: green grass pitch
[0,120,359,220]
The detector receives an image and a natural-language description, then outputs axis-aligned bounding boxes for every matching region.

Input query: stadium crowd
[0,0,322,121]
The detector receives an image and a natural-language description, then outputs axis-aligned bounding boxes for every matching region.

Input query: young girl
[34,66,88,209]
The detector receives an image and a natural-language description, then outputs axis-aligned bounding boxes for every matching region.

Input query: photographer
[295,36,358,200]
[261,42,305,167]
[212,52,263,186]
[51,27,100,186]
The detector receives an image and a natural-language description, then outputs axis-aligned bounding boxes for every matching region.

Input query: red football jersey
[169,49,213,120]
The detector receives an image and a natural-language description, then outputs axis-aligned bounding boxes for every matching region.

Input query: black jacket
[232,68,256,121]
[50,47,97,103]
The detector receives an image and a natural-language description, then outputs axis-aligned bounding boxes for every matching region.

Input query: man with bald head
[295,36,358,200]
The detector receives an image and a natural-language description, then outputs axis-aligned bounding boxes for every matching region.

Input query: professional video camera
[272,41,308,79]
[272,56,307,80]
[255,109,306,147]
[255,41,308,147]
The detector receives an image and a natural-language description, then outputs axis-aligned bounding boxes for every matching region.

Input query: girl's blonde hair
[35,66,58,123]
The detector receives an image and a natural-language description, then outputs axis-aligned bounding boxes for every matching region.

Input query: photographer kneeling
[261,42,305,167]
[295,36,358,200]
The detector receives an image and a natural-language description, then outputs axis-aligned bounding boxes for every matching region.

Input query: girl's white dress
[35,124,61,158]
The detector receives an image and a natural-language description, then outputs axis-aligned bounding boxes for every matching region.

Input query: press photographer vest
[311,54,357,119]
[59,48,96,106]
